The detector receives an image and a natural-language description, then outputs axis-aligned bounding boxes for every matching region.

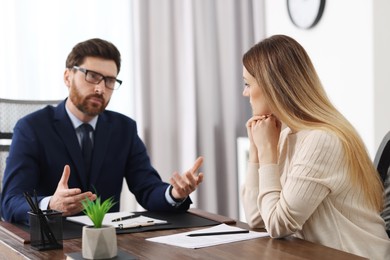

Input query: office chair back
[373,130,390,237]
[0,98,61,194]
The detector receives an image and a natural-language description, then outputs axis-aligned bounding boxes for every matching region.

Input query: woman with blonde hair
[240,34,390,259]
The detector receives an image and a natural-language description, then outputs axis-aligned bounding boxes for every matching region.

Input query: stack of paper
[67,212,167,229]
[146,223,268,249]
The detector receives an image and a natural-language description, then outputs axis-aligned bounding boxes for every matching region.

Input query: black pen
[112,214,141,222]
[23,192,38,213]
[33,190,46,246]
[187,230,249,237]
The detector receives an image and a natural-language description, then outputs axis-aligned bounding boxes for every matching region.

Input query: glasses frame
[72,66,122,90]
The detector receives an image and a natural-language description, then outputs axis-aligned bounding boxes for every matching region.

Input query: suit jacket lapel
[53,100,88,190]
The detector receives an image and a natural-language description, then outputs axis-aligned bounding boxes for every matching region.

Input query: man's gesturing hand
[49,165,96,216]
[170,156,204,201]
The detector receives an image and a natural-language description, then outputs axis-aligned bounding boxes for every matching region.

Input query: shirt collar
[65,104,98,130]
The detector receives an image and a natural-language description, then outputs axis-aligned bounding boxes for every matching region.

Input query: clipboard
[67,213,168,230]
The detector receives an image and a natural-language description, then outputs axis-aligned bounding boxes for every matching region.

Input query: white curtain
[132,0,265,218]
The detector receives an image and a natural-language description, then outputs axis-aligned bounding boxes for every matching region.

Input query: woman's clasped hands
[246,114,281,165]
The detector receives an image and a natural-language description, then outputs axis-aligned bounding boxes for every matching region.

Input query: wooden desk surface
[0,209,366,260]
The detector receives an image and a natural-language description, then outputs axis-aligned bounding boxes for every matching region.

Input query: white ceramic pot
[82,225,117,259]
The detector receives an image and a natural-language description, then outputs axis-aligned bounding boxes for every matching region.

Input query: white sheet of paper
[146,223,269,249]
[67,212,167,228]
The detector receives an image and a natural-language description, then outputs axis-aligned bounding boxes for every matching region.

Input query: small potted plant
[81,195,117,259]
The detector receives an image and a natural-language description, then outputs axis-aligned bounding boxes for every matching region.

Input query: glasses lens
[85,71,103,84]
[104,78,117,89]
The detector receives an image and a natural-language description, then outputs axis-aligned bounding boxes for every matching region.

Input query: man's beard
[69,82,108,117]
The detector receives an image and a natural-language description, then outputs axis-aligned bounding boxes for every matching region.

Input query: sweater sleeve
[240,162,265,228]
[258,131,343,238]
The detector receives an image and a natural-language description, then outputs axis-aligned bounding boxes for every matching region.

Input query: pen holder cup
[28,210,63,251]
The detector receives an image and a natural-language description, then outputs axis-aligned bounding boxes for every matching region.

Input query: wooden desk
[0,209,366,260]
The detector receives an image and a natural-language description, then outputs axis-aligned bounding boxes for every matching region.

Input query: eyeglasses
[72,66,122,90]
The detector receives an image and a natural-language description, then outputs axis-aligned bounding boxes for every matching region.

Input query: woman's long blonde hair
[243,34,383,211]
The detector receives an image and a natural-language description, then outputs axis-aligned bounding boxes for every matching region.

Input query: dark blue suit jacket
[1,100,190,223]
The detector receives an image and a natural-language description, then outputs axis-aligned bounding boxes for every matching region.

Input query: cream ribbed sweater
[241,128,390,259]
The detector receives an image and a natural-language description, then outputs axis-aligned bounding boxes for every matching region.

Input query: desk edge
[0,221,29,244]
[188,208,236,224]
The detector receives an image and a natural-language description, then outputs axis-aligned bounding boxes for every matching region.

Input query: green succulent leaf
[81,195,117,228]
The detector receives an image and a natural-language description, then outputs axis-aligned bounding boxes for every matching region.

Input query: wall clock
[287,0,326,29]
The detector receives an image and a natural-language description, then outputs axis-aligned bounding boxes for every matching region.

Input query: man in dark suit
[1,38,204,224]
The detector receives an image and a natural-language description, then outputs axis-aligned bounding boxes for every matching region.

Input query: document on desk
[67,212,167,229]
[146,223,268,249]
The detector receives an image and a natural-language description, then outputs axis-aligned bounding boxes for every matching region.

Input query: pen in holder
[28,210,63,251]
[24,191,63,251]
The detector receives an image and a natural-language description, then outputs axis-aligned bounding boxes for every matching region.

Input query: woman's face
[242,66,272,116]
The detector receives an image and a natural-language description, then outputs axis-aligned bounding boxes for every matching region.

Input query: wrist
[169,185,184,203]
[248,146,259,163]
[258,153,278,165]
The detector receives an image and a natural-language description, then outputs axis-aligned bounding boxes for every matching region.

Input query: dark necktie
[80,124,93,179]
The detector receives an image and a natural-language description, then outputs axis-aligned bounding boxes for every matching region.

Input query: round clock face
[287,0,326,29]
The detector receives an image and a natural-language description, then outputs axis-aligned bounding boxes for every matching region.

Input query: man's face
[64,56,118,117]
